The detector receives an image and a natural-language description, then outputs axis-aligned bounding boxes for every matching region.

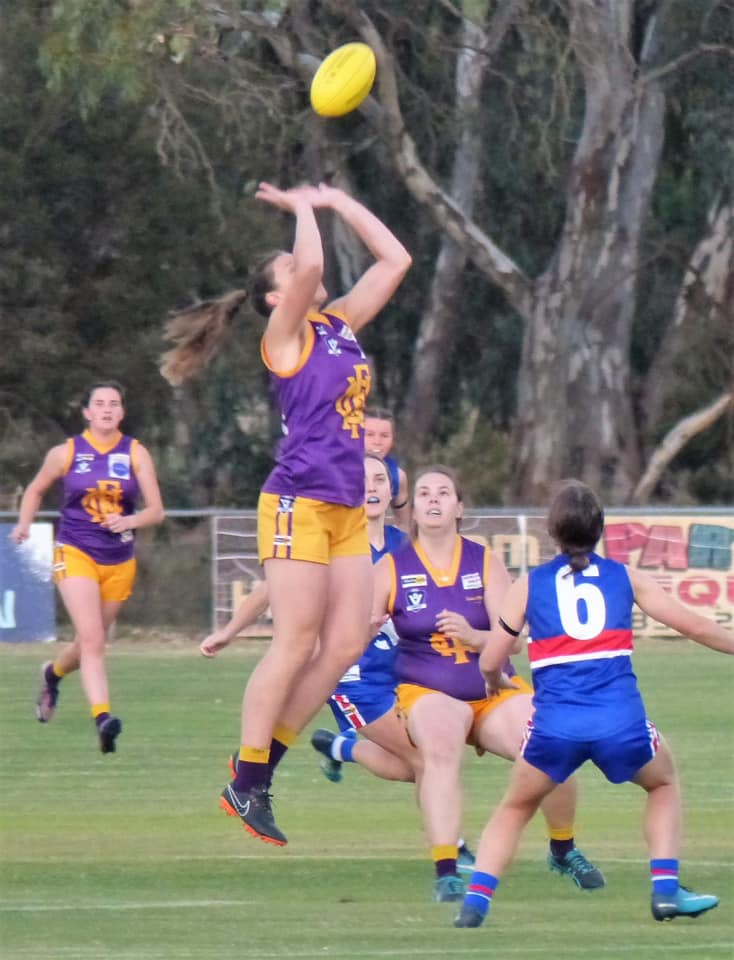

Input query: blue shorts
[520,717,660,784]
[328,687,397,733]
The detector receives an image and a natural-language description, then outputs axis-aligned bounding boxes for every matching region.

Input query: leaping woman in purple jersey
[162,182,411,845]
[10,381,165,754]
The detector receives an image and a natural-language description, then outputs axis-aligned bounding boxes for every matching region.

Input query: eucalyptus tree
[20,0,734,505]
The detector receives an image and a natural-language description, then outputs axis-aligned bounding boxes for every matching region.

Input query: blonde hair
[160,251,281,386]
[160,290,248,386]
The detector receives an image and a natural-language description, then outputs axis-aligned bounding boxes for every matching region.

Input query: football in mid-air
[310,42,376,117]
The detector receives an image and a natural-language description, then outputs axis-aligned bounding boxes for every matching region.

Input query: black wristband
[498,616,520,637]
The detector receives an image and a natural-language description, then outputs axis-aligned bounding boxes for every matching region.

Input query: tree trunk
[510,0,665,503]
[400,11,491,455]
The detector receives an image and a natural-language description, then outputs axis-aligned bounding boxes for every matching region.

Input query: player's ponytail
[160,252,282,386]
[160,289,248,386]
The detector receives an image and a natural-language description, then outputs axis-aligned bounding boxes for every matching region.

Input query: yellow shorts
[257,493,369,564]
[396,675,534,747]
[53,543,136,603]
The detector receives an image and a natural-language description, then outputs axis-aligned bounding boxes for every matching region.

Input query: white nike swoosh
[226,786,250,816]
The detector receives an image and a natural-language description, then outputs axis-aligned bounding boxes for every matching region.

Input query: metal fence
[2,507,732,640]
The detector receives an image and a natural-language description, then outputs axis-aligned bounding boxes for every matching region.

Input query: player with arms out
[164,181,411,844]
[455,479,734,928]
[10,381,165,753]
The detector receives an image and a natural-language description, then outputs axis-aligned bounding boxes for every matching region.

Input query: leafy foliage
[2,0,732,506]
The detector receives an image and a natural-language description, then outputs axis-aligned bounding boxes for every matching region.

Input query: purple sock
[94,712,110,729]
[234,760,270,792]
[45,664,61,688]
[268,737,289,773]
[436,858,458,879]
[550,838,575,860]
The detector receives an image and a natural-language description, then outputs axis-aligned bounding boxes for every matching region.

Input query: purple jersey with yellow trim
[390,535,515,700]
[525,552,645,739]
[334,524,408,692]
[55,431,140,565]
[261,311,372,508]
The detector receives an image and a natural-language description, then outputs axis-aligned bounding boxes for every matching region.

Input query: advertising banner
[600,515,734,639]
[213,511,734,641]
[0,523,56,643]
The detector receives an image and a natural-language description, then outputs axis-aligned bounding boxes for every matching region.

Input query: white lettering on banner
[0,590,16,629]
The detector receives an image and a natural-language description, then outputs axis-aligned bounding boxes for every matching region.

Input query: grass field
[1,638,732,960]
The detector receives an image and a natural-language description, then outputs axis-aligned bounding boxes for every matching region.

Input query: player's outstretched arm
[316,185,411,332]
[9,443,67,544]
[200,579,270,657]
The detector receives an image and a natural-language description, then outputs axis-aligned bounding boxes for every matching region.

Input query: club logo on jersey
[461,572,483,590]
[277,495,295,513]
[108,453,130,480]
[400,574,428,588]
[335,364,371,439]
[315,324,328,337]
[74,454,94,474]
[326,338,342,356]
[337,322,353,341]
[405,588,427,612]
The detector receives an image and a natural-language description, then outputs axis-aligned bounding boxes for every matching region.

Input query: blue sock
[332,735,357,763]
[650,858,678,895]
[463,871,499,916]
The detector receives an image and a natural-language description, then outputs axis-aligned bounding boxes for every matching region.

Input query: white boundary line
[7,942,734,958]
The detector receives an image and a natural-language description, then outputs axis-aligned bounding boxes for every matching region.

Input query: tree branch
[632,392,734,502]
[352,9,533,316]
[641,43,734,85]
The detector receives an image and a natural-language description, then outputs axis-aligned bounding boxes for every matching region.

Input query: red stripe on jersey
[527,628,633,664]
[333,693,367,729]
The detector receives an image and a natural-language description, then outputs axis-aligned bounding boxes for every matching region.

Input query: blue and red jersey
[261,310,372,508]
[525,552,646,738]
[55,431,140,564]
[389,535,515,700]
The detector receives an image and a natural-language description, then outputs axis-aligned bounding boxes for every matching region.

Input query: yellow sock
[432,844,458,863]
[239,746,270,764]
[548,827,574,842]
[52,662,66,679]
[272,722,298,748]
[91,702,110,719]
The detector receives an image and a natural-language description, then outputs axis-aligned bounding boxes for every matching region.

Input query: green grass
[1,639,732,959]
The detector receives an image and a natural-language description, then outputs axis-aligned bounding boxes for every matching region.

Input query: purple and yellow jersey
[389,535,515,701]
[261,310,372,508]
[55,431,140,565]
[335,524,408,692]
[525,552,645,739]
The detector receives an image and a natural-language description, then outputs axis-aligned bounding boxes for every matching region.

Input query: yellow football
[310,42,376,117]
